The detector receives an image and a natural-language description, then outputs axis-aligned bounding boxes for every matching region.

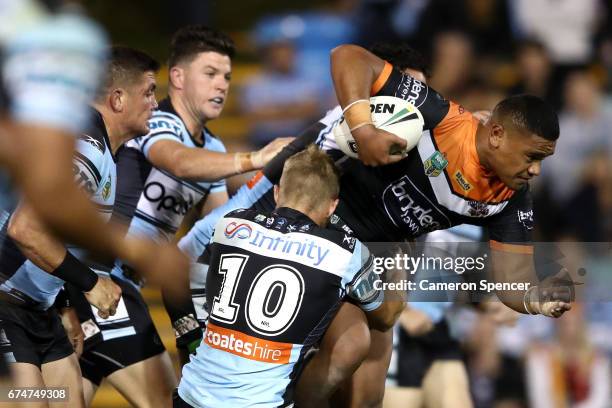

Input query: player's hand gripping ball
[333,95,425,159]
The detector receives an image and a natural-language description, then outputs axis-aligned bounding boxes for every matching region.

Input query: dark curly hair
[368,42,431,78]
[168,25,235,67]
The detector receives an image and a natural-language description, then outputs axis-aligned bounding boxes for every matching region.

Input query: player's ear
[110,88,125,113]
[327,198,339,217]
[169,66,184,90]
[489,122,505,149]
[273,185,280,204]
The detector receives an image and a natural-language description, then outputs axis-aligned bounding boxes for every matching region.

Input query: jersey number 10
[210,254,305,337]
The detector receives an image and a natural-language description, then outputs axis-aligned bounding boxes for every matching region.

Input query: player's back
[179,207,375,408]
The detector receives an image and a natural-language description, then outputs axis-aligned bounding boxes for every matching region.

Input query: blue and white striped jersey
[113,98,227,242]
[178,207,382,408]
[0,111,116,309]
[111,98,227,283]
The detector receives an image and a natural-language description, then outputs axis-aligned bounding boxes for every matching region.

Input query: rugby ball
[332,96,425,159]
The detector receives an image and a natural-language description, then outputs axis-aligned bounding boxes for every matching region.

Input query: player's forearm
[8,203,67,272]
[491,250,535,314]
[8,203,99,291]
[171,148,258,181]
[330,44,385,108]
[367,301,404,331]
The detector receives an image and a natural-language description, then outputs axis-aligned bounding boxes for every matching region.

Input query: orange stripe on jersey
[432,102,515,204]
[247,171,264,189]
[490,240,534,254]
[204,322,293,364]
[371,62,393,95]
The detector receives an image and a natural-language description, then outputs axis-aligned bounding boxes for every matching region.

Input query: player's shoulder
[223,208,257,221]
[75,111,109,162]
[146,99,186,139]
[203,127,226,152]
[498,184,532,211]
[432,101,474,133]
[310,224,360,253]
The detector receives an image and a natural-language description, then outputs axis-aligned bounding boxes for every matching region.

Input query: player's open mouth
[209,97,224,106]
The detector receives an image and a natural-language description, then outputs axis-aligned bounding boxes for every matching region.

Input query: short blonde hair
[279,145,340,211]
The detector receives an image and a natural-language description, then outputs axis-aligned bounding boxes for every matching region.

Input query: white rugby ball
[333,95,425,159]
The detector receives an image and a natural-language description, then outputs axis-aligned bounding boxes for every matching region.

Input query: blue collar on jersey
[158,97,207,148]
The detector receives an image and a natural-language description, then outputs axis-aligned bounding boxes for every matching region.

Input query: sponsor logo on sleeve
[398,76,428,108]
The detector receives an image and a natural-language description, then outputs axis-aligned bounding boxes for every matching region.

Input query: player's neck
[276,202,327,227]
[169,92,206,143]
[475,123,493,172]
[93,104,133,154]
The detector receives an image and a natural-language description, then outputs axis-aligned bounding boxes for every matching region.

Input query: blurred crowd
[222,1,612,407]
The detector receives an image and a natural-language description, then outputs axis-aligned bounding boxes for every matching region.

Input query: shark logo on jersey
[274,217,288,230]
[80,134,105,153]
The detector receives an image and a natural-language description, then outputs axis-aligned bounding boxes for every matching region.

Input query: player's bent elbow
[170,161,190,179]
[368,304,403,331]
[7,214,36,251]
[496,290,526,314]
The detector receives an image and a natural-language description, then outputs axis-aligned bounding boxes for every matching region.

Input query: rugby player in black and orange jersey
[178,44,571,406]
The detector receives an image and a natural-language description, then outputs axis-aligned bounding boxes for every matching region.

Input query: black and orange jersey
[179,62,534,261]
[313,62,532,245]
